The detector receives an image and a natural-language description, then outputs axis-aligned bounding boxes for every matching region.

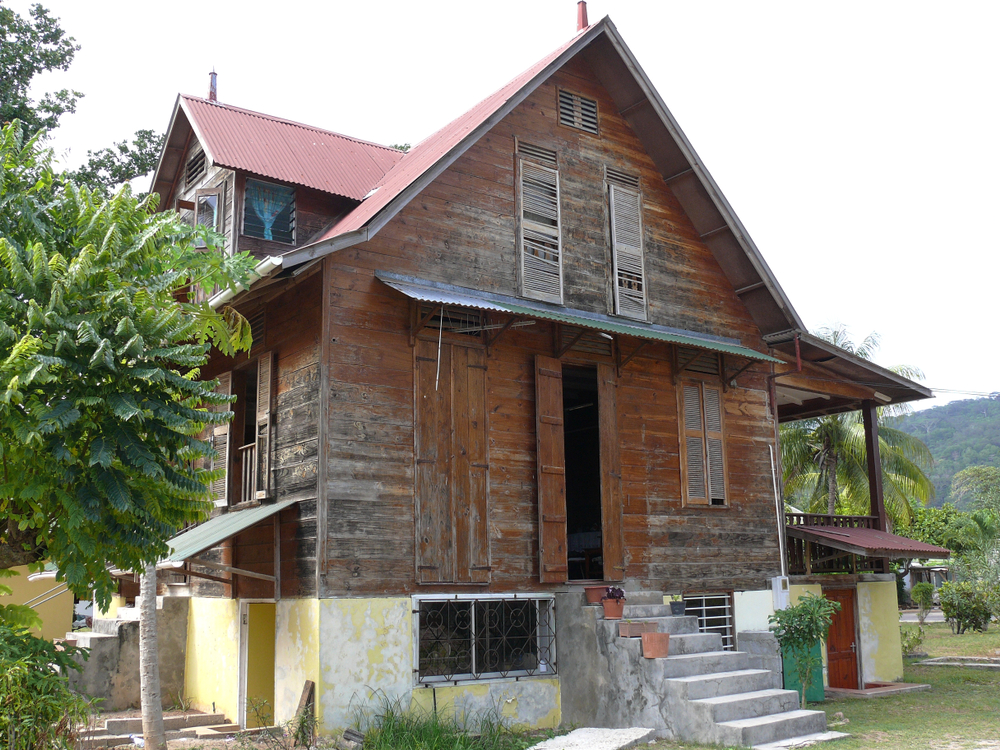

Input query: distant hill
[895,395,1000,506]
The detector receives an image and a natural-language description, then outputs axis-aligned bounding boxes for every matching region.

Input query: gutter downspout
[208,255,283,309]
[766,332,802,579]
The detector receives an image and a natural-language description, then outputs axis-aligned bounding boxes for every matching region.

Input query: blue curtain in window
[246,181,293,240]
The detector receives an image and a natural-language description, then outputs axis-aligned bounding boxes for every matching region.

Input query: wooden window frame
[194,186,224,249]
[516,145,563,305]
[241,177,296,245]
[678,378,729,507]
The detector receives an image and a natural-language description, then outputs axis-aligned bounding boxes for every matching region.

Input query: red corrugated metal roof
[310,25,596,241]
[785,525,950,559]
[180,96,404,201]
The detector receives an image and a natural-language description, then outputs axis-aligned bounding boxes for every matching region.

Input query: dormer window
[243,179,295,244]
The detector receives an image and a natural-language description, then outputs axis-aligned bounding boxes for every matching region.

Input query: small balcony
[785,513,888,575]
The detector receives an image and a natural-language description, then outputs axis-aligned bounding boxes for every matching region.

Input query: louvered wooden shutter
[414,340,453,583]
[535,355,568,583]
[453,346,490,583]
[254,352,274,501]
[211,372,232,507]
[598,363,624,581]
[682,382,707,505]
[520,160,563,304]
[703,385,727,505]
[610,184,646,320]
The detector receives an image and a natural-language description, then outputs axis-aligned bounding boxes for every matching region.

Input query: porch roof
[377,271,780,364]
[785,524,950,560]
[158,498,297,567]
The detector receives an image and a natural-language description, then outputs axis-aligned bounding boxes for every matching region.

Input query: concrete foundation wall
[734,589,774,632]
[184,597,240,720]
[736,631,782,688]
[275,598,320,725]
[857,580,903,683]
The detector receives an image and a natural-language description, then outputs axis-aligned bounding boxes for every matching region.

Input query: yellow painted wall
[3,567,74,641]
[96,595,126,620]
[184,597,240,723]
[275,598,320,725]
[857,580,904,683]
[245,603,276,728]
[410,679,561,730]
[789,584,827,684]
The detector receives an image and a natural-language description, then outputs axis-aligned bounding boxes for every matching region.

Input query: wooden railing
[785,513,886,575]
[238,443,257,505]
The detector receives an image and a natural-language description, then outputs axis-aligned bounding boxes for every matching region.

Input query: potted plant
[584,585,607,604]
[602,586,626,619]
[618,619,657,638]
[641,631,670,658]
[669,594,686,617]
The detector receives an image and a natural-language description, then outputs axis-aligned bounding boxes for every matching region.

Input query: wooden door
[826,588,859,689]
[535,356,567,583]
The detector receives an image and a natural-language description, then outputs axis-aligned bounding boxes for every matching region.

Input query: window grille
[558,90,599,135]
[415,596,556,683]
[684,593,734,651]
[186,150,206,188]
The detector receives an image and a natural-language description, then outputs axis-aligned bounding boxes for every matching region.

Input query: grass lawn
[646,659,1000,750]
[905,621,1000,658]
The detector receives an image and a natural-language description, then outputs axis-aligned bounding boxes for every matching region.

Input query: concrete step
[666,668,777,700]
[690,688,801,723]
[752,730,850,749]
[194,724,241,738]
[621,604,679,618]
[613,632,722,656]
[717,709,829,747]
[619,590,666,605]
[105,713,226,734]
[77,734,132,749]
[649,650,751,679]
[92,618,121,636]
[596,615,700,638]
[71,631,117,648]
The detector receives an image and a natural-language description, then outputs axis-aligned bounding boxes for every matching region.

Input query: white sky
[9,0,999,410]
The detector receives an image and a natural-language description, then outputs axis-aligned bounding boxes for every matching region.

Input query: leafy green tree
[951,466,1000,515]
[939,581,992,634]
[0,122,254,607]
[70,128,165,194]
[909,503,968,552]
[769,593,840,707]
[781,326,934,526]
[910,582,935,624]
[0,2,81,134]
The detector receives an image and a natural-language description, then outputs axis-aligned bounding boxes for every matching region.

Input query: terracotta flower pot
[602,598,625,619]
[642,631,670,658]
[619,621,657,638]
[584,585,606,604]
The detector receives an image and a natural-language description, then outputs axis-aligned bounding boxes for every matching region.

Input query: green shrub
[0,625,94,749]
[911,582,936,624]
[769,593,840,707]
[900,625,925,656]
[939,581,992,634]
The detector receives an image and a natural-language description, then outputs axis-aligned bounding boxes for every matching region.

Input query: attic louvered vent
[186,150,206,188]
[517,143,562,304]
[559,90,599,135]
[678,347,721,376]
[247,308,266,351]
[419,304,484,336]
[606,168,640,190]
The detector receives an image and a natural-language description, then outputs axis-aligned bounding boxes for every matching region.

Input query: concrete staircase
[76,712,237,749]
[555,591,848,749]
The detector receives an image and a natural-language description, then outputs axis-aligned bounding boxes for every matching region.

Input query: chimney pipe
[577,1,588,31]
[208,70,217,102]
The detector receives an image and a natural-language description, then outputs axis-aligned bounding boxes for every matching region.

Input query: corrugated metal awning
[377,272,780,363]
[785,525,950,559]
[159,498,298,566]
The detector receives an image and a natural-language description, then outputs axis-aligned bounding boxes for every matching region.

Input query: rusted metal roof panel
[785,525,950,559]
[180,96,403,201]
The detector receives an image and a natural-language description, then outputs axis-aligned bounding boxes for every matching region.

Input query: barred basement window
[684,593,734,650]
[416,596,556,683]
[558,90,599,135]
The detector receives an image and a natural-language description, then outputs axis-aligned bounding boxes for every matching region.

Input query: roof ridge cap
[179,94,403,154]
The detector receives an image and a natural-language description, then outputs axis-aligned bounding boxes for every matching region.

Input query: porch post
[861,399,887,532]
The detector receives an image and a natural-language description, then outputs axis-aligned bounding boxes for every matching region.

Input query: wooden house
[142,10,939,741]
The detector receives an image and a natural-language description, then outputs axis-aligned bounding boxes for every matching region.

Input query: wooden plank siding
[318,56,780,597]
[192,272,323,599]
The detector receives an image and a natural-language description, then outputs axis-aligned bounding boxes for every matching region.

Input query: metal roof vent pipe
[208,70,218,102]
[577,1,588,31]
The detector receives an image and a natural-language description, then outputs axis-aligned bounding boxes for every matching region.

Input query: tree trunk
[139,563,166,750]
[827,452,838,515]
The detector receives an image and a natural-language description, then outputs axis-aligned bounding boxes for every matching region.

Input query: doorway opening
[563,365,603,580]
[239,601,276,728]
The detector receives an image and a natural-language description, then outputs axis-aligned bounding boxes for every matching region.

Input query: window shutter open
[598,363,624,581]
[703,386,727,505]
[610,184,646,320]
[535,356,568,583]
[520,159,563,304]
[211,372,232,507]
[254,352,273,501]
[682,383,707,504]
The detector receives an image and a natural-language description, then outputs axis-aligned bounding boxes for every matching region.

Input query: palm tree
[780,326,934,527]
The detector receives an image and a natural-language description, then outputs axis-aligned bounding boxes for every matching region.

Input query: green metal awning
[377,272,780,363]
[158,498,298,567]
